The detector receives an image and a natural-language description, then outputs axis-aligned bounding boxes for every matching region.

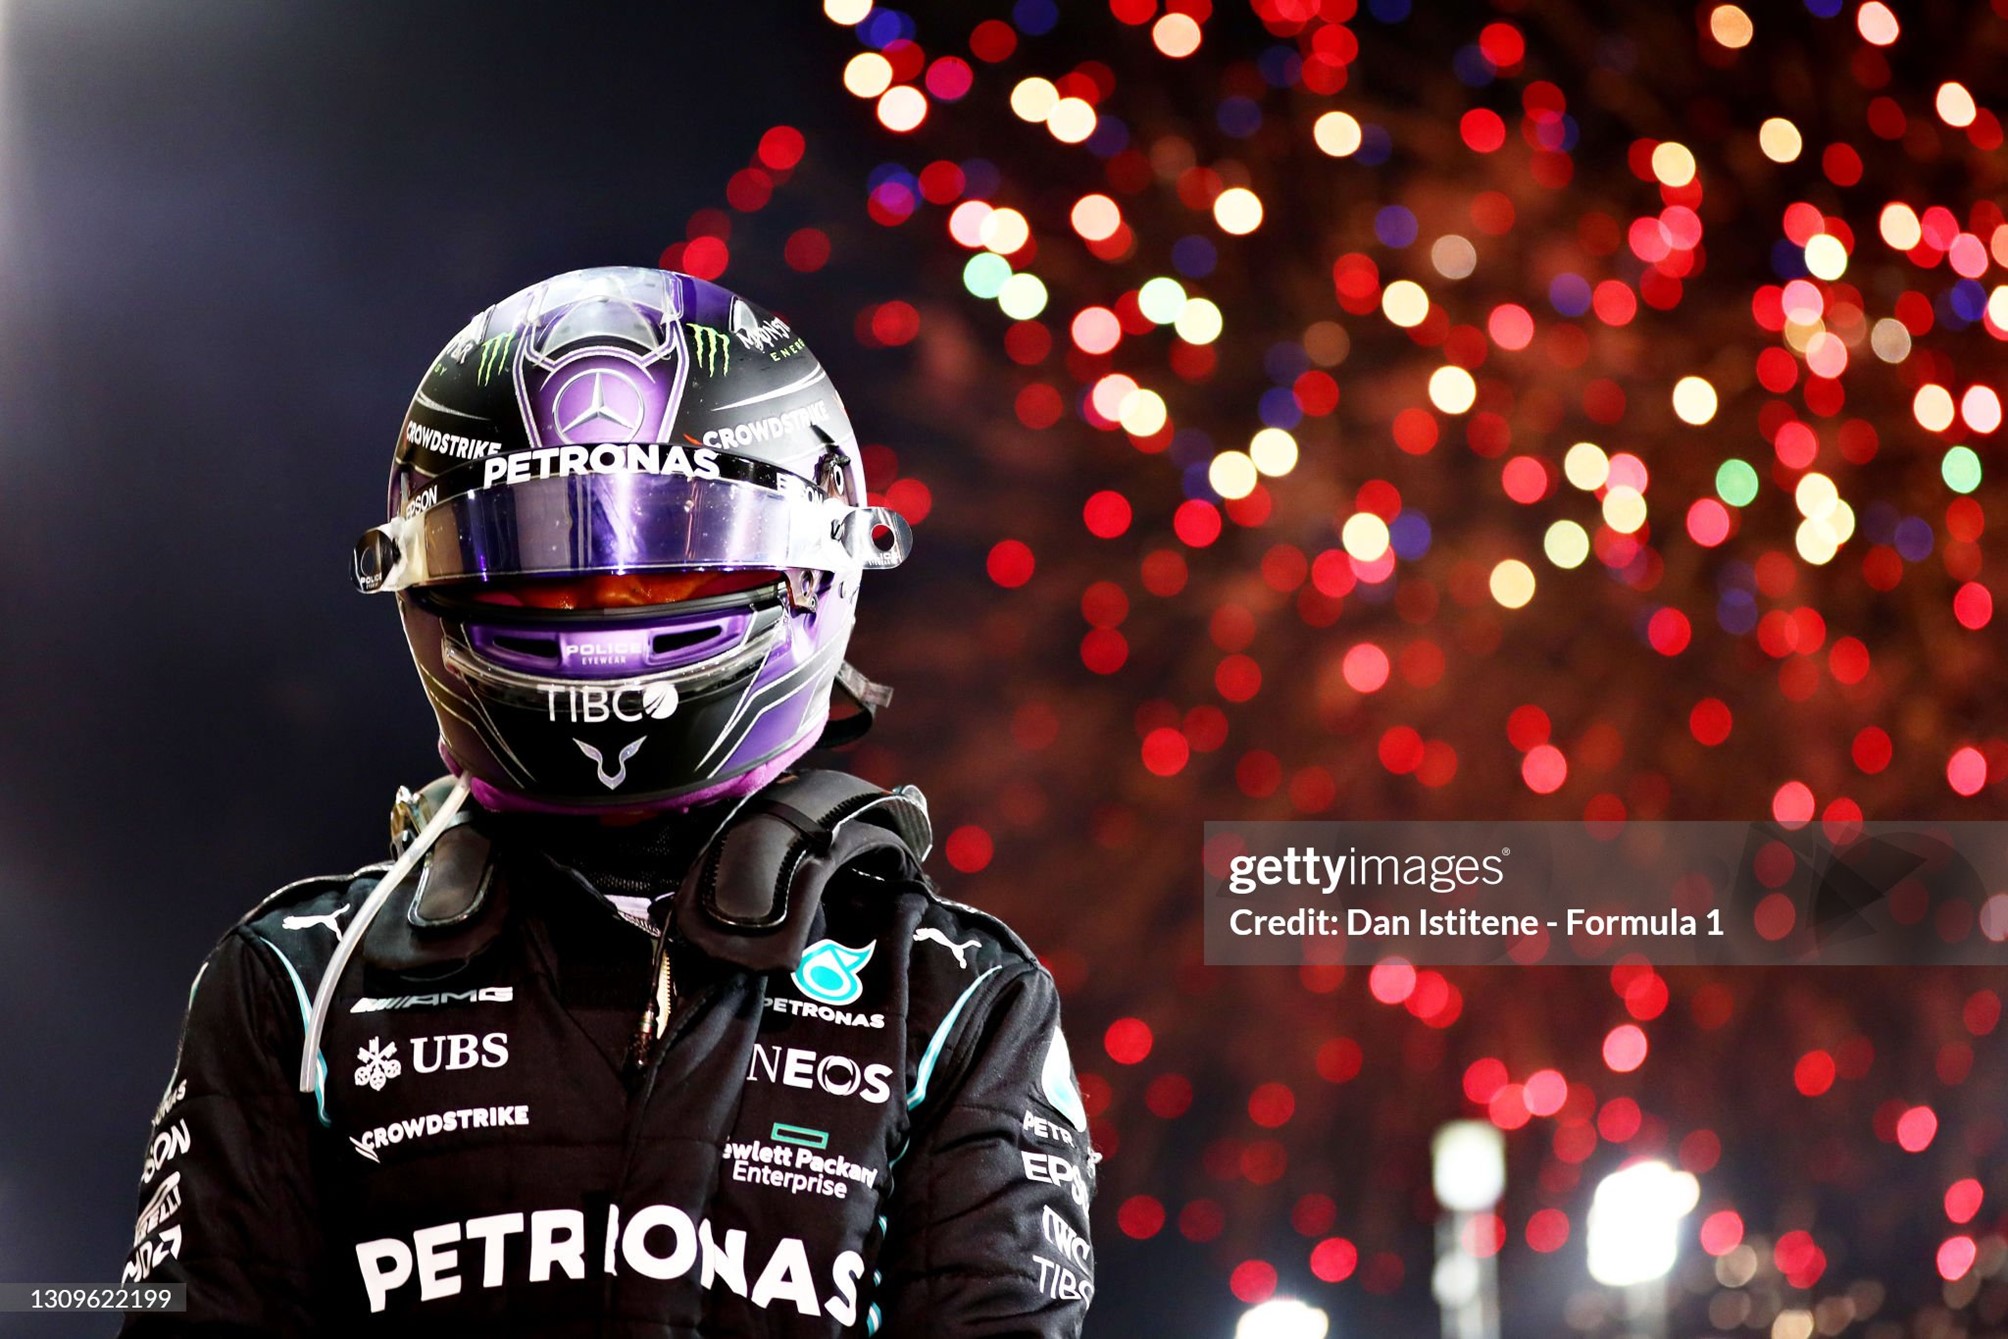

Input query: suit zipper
[628,923,677,1070]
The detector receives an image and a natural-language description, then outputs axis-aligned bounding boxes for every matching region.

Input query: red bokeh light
[1946,1178,1984,1224]
[1522,744,1568,794]
[1794,1050,1836,1096]
[1118,1195,1166,1238]
[1464,1057,1508,1104]
[1898,1105,1939,1152]
[1105,1017,1155,1065]
[1699,1210,1744,1256]
[1316,1037,1365,1083]
[783,227,831,272]
[1083,490,1133,538]
[1461,108,1507,153]
[1309,1237,1358,1283]
[1248,1082,1296,1128]
[1141,726,1190,776]
[1173,500,1223,547]
[1368,959,1417,1004]
[986,539,1035,588]
[756,124,806,171]
[943,824,993,873]
[1525,1209,1569,1253]
[1228,1259,1277,1304]
[1689,698,1732,746]
[1603,1024,1648,1073]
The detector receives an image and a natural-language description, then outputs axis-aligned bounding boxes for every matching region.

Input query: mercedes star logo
[552,366,646,443]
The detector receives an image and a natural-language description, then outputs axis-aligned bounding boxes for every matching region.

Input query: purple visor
[354,448,910,593]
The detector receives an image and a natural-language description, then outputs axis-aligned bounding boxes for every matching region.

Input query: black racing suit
[117,794,1097,1336]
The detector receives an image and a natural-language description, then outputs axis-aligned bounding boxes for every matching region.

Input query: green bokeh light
[962,252,1011,300]
[1715,458,1759,507]
[1942,445,1982,494]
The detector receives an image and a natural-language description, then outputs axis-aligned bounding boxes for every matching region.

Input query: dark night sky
[0,1,965,1325]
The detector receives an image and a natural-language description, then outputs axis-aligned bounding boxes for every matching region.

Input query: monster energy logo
[689,324,730,378]
[476,333,516,385]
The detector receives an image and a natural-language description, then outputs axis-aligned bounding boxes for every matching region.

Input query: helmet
[353,266,910,813]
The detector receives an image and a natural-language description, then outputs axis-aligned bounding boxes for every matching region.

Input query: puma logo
[913,927,981,969]
[575,736,644,789]
[282,904,354,935]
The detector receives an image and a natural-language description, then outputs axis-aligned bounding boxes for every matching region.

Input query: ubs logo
[354,1033,510,1088]
[410,1032,510,1073]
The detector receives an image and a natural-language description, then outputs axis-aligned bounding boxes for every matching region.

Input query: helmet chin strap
[297,775,473,1093]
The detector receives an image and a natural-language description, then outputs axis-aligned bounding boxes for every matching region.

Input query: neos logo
[746,1043,893,1105]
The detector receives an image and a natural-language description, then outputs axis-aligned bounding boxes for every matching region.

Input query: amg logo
[352,987,514,1014]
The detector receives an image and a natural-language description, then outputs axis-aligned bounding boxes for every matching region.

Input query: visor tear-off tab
[816,661,894,749]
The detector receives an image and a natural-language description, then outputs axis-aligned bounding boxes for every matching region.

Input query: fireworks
[662,0,2008,1329]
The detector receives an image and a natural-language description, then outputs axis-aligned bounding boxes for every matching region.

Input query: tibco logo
[542,684,678,723]
[354,1205,865,1322]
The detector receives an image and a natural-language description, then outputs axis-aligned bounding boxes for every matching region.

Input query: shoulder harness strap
[357,776,509,974]
[674,769,933,973]
[337,769,929,982]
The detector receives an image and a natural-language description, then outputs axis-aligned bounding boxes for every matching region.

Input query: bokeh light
[799,5,2008,1327]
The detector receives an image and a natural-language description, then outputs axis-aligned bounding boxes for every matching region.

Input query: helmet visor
[354,447,909,593]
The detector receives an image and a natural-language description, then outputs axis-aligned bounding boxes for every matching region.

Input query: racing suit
[116,777,1097,1336]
